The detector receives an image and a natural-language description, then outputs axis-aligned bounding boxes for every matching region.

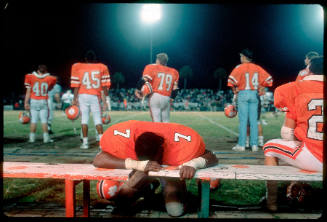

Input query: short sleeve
[70,64,81,88]
[142,65,154,81]
[274,82,297,118]
[227,66,240,87]
[101,64,111,88]
[24,74,31,89]
[259,67,273,87]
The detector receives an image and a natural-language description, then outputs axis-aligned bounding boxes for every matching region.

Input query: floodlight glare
[141,4,161,24]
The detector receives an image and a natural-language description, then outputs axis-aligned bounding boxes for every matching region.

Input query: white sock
[98,134,103,141]
[30,133,35,141]
[83,137,88,144]
[259,136,264,141]
[43,133,49,141]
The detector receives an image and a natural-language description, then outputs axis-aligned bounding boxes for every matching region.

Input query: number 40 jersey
[24,72,57,100]
[70,63,111,96]
[100,120,205,166]
[274,75,324,163]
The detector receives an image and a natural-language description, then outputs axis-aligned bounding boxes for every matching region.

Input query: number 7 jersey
[100,120,205,166]
[24,72,57,100]
[70,63,111,96]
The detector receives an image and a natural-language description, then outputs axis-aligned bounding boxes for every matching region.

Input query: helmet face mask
[224,104,237,118]
[65,105,80,120]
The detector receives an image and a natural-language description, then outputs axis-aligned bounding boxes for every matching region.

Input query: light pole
[141,4,162,63]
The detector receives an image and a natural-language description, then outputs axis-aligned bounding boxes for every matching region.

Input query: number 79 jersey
[70,63,111,96]
[227,63,273,90]
[274,75,324,162]
[24,72,57,100]
[100,120,205,166]
[142,64,179,97]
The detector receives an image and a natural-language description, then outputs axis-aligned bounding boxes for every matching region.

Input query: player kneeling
[93,120,218,217]
[262,56,323,212]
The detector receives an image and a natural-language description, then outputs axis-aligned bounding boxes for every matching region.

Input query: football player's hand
[135,90,143,99]
[144,161,163,172]
[179,166,196,180]
[24,103,30,110]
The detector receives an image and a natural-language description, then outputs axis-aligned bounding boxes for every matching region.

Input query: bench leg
[83,180,90,217]
[65,179,76,217]
[198,180,210,218]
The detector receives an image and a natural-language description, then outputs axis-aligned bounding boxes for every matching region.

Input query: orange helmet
[141,82,153,97]
[18,111,30,124]
[96,179,123,200]
[65,105,80,120]
[102,112,111,124]
[224,104,237,118]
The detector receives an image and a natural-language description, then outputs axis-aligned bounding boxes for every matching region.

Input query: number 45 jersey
[70,63,111,96]
[274,75,324,163]
[100,120,205,166]
[24,72,57,100]
[142,64,179,97]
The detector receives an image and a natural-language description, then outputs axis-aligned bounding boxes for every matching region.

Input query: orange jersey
[100,120,205,166]
[142,64,179,97]
[274,75,324,162]
[70,63,111,96]
[24,72,57,100]
[295,67,312,81]
[227,63,273,90]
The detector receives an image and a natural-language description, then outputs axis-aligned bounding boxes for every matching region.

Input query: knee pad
[165,202,184,217]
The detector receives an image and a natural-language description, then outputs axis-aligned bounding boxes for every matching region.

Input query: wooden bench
[3,162,322,218]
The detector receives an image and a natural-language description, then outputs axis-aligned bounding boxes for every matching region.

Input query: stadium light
[141,4,162,24]
[141,4,162,63]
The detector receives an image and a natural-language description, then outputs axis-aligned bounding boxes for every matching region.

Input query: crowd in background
[4,88,274,112]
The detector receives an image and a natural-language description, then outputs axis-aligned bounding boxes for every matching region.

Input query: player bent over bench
[93,120,218,217]
[262,56,324,212]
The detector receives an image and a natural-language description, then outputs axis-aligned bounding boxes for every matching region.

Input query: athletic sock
[83,137,88,144]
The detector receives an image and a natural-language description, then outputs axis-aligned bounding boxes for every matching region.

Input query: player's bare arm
[72,87,79,106]
[100,90,108,111]
[93,151,163,172]
[179,150,218,179]
[24,88,31,110]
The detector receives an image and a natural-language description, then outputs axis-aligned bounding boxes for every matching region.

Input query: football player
[71,50,111,149]
[135,53,179,122]
[295,51,319,82]
[24,65,57,143]
[93,120,218,217]
[262,56,324,212]
[47,78,61,134]
[227,49,273,152]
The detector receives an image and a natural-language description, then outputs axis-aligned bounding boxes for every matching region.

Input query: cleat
[80,143,89,149]
[251,145,259,152]
[232,145,245,151]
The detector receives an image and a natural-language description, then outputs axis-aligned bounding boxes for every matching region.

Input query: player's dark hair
[305,51,319,60]
[84,50,97,63]
[135,132,164,162]
[309,56,323,75]
[156,53,168,65]
[38,64,48,73]
[240,48,254,61]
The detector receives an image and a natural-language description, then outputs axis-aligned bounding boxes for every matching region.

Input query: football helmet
[65,105,80,120]
[224,104,237,118]
[141,82,153,97]
[96,179,123,200]
[102,112,111,124]
[18,111,30,124]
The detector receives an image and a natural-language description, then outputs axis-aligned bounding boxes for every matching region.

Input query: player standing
[135,53,179,122]
[93,120,218,217]
[262,56,324,212]
[227,49,273,151]
[24,65,57,143]
[47,78,61,134]
[70,50,111,149]
[295,51,319,81]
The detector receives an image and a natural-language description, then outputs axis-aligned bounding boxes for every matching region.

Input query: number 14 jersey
[100,120,205,166]
[70,63,111,96]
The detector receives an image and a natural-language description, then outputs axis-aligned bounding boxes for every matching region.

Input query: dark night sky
[3,2,324,97]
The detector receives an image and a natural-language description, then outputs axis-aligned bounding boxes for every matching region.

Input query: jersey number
[32,82,48,97]
[82,71,100,89]
[307,99,324,141]
[157,73,173,91]
[114,129,131,138]
[244,72,259,90]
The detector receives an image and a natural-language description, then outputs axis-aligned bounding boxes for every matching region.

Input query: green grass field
[3,110,323,210]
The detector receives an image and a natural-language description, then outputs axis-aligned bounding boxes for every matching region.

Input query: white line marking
[198,114,239,136]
